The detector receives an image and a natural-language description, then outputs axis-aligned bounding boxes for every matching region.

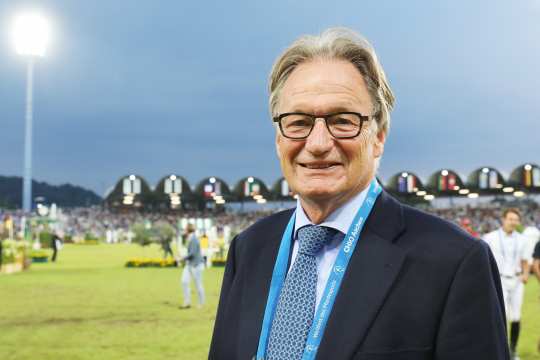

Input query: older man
[209,28,508,360]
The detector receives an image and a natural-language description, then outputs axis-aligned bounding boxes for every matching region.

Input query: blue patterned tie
[266,225,335,360]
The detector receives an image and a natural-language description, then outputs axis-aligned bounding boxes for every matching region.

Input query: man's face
[275,59,385,205]
[502,212,520,233]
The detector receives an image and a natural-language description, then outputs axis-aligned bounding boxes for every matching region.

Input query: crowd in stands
[1,199,540,242]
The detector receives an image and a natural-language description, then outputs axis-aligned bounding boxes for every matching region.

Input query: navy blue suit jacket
[209,191,509,359]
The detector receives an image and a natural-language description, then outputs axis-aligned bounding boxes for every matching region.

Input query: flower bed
[30,249,49,263]
[211,259,227,267]
[125,258,177,268]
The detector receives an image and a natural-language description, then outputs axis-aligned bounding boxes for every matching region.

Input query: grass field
[1,243,539,359]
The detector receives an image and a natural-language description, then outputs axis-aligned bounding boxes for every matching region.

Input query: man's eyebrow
[285,104,358,114]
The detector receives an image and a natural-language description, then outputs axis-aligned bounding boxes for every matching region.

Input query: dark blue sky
[1,0,539,196]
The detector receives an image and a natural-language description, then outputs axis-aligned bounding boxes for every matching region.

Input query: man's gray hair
[269,27,395,135]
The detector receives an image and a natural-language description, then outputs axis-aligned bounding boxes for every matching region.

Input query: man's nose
[305,118,333,154]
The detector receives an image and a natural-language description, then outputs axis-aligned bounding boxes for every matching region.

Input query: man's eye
[288,119,311,127]
[334,117,354,125]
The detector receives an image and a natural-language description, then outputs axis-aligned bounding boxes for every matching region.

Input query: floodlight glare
[12,12,50,57]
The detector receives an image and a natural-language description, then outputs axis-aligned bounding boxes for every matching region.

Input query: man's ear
[373,130,386,158]
[275,127,283,159]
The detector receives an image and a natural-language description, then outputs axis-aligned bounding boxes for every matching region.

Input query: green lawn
[1,244,539,359]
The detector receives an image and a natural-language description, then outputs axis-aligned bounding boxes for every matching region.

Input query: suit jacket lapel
[316,191,408,359]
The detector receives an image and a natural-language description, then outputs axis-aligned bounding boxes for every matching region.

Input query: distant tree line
[0,175,102,208]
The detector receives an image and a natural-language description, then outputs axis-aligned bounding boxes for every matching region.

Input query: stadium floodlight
[12,12,50,57]
[12,11,51,213]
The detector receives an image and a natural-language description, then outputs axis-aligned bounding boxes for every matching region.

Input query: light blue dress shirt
[288,185,370,310]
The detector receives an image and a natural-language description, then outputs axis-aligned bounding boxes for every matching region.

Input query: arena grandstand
[104,163,540,210]
[1,162,539,259]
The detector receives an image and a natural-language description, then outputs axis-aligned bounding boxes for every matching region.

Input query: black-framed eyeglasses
[273,112,370,140]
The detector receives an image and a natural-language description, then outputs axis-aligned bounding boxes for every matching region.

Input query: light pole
[12,12,50,213]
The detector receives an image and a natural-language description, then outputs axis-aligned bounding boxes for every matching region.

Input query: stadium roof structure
[103,162,540,210]
[385,171,426,198]
[508,163,540,193]
[426,169,466,196]
[194,176,233,205]
[105,174,153,208]
[232,176,271,203]
[154,175,195,210]
[466,167,506,195]
[271,177,295,201]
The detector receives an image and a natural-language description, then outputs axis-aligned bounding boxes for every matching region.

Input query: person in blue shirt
[180,223,205,309]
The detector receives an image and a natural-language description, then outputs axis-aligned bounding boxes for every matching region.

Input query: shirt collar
[499,229,518,238]
[293,181,373,239]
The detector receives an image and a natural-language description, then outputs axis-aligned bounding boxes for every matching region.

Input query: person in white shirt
[483,208,530,359]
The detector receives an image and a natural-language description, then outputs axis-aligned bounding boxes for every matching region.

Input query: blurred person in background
[50,231,63,262]
[483,208,530,360]
[534,237,540,282]
[460,217,479,237]
[533,239,540,353]
[180,224,205,309]
[522,226,540,270]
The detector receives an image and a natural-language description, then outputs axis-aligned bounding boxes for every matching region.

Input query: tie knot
[297,225,335,256]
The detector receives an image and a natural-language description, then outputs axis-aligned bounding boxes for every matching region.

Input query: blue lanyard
[256,179,382,360]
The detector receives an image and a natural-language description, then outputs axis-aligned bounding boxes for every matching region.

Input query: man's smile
[298,161,342,170]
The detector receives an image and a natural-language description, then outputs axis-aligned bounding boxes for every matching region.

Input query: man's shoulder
[397,201,482,258]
